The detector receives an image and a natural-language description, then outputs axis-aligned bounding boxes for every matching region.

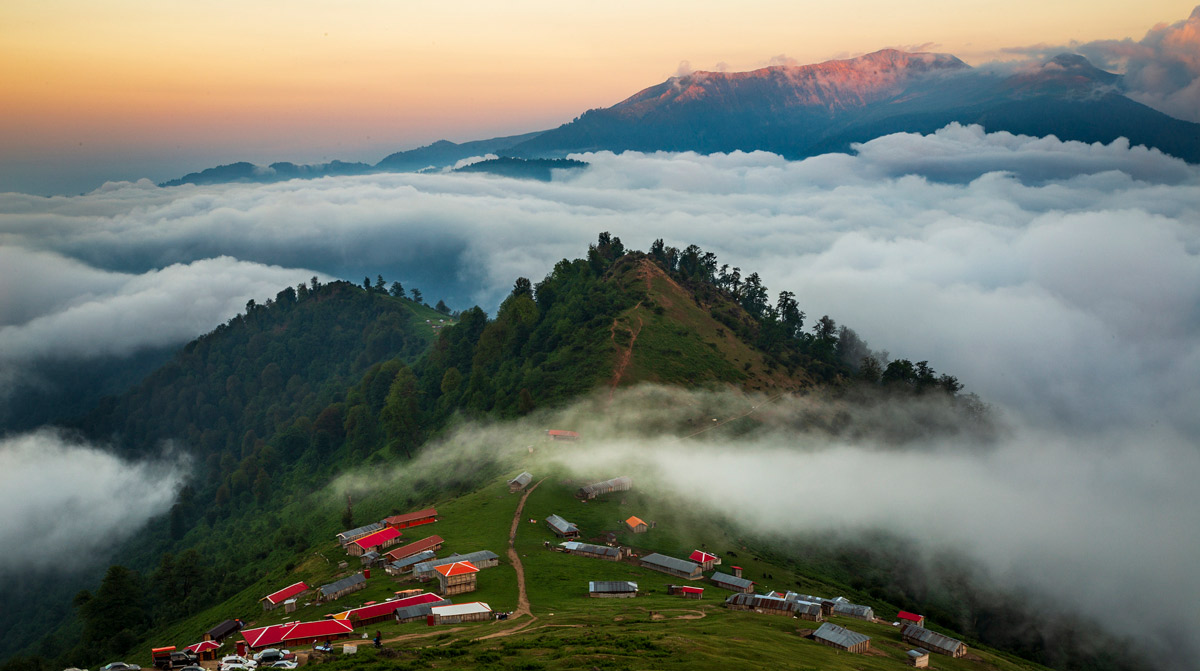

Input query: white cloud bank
[0,430,189,573]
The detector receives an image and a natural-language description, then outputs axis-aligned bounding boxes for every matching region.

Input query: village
[116,431,979,671]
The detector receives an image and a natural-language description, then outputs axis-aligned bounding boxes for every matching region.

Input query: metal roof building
[813,622,871,653]
[336,522,384,546]
[318,572,367,601]
[640,553,703,580]
[412,550,500,579]
[545,514,580,538]
[832,602,875,621]
[902,624,967,658]
[387,549,436,574]
[561,541,621,560]
[508,472,533,492]
[710,571,755,593]
[588,581,638,598]
[576,476,633,499]
[394,598,452,623]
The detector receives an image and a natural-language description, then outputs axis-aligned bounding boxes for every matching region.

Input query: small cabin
[668,585,704,600]
[385,535,444,562]
[547,430,580,442]
[428,601,492,625]
[907,648,931,668]
[576,476,633,500]
[710,571,755,594]
[545,514,580,538]
[318,573,368,602]
[902,624,968,658]
[898,611,926,628]
[260,581,309,611]
[346,526,402,557]
[624,516,648,534]
[508,472,533,493]
[183,641,219,662]
[688,550,719,571]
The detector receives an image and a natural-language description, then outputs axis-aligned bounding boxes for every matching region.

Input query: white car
[269,662,297,669]
[218,657,257,671]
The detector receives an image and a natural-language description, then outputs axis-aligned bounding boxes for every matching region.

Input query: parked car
[101,663,140,671]
[218,656,256,671]
[252,650,289,665]
[178,666,205,671]
[269,662,297,669]
[221,665,251,671]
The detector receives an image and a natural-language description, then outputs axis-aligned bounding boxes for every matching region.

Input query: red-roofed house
[624,516,648,534]
[898,611,925,628]
[385,535,444,562]
[383,508,438,530]
[183,641,220,661]
[347,526,402,557]
[547,430,580,441]
[435,560,479,596]
[260,581,310,611]
[330,593,445,625]
[688,550,719,571]
[241,620,353,649]
[668,585,704,600]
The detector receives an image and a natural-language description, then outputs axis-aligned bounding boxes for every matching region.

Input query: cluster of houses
[171,475,969,668]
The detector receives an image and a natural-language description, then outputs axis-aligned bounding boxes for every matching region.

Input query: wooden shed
[624,516,648,534]
[576,476,633,500]
[898,611,926,628]
[508,472,533,493]
[183,641,219,662]
[668,585,704,600]
[204,619,243,642]
[832,602,875,621]
[559,541,625,561]
[317,573,367,602]
[640,553,703,580]
[336,522,384,547]
[435,560,480,596]
[902,624,967,658]
[906,648,931,668]
[812,623,871,654]
[589,581,638,598]
[545,514,580,538]
[710,571,755,594]
[688,550,719,571]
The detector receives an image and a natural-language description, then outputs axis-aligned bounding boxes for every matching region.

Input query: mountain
[5,236,1140,671]
[158,50,1200,187]
[452,157,587,181]
[507,49,1200,161]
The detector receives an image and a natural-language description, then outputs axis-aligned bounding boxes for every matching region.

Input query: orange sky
[1,1,1195,192]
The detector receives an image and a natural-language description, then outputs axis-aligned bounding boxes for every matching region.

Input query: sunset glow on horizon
[2,0,1196,193]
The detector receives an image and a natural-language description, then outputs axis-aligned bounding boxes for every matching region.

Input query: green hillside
[2,235,1100,671]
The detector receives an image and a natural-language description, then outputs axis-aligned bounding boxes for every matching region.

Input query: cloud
[1,124,1197,439]
[1003,6,1200,122]
[0,429,189,573]
[0,252,319,398]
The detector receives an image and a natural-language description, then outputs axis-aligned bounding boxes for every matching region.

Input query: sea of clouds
[0,125,1197,665]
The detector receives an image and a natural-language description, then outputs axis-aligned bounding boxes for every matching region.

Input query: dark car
[165,653,198,669]
[101,663,141,671]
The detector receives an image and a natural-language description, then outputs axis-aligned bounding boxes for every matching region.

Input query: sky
[2,1,1198,194]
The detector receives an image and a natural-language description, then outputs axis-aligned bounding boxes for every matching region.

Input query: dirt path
[507,477,545,618]
[608,301,644,398]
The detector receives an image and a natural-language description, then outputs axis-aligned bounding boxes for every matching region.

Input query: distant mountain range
[161,49,1200,187]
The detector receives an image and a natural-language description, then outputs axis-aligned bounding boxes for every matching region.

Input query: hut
[639,553,703,580]
[383,508,438,530]
[547,430,580,442]
[710,571,755,594]
[901,624,967,658]
[906,648,931,668]
[204,619,243,642]
[724,593,804,617]
[576,476,633,500]
[260,581,309,611]
[183,641,219,662]
[832,602,875,621]
[241,620,353,649]
[812,623,871,654]
[667,585,704,600]
[545,514,580,538]
[318,573,368,602]
[412,551,500,580]
[394,598,451,623]
[333,593,444,626]
[559,541,624,561]
[336,522,384,547]
[508,472,533,493]
[360,550,384,567]
[428,602,492,625]
[589,581,638,598]
[898,611,926,628]
[346,526,402,557]
[385,535,444,562]
[688,550,719,571]
[387,550,437,576]
[624,516,649,533]
[435,561,480,596]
